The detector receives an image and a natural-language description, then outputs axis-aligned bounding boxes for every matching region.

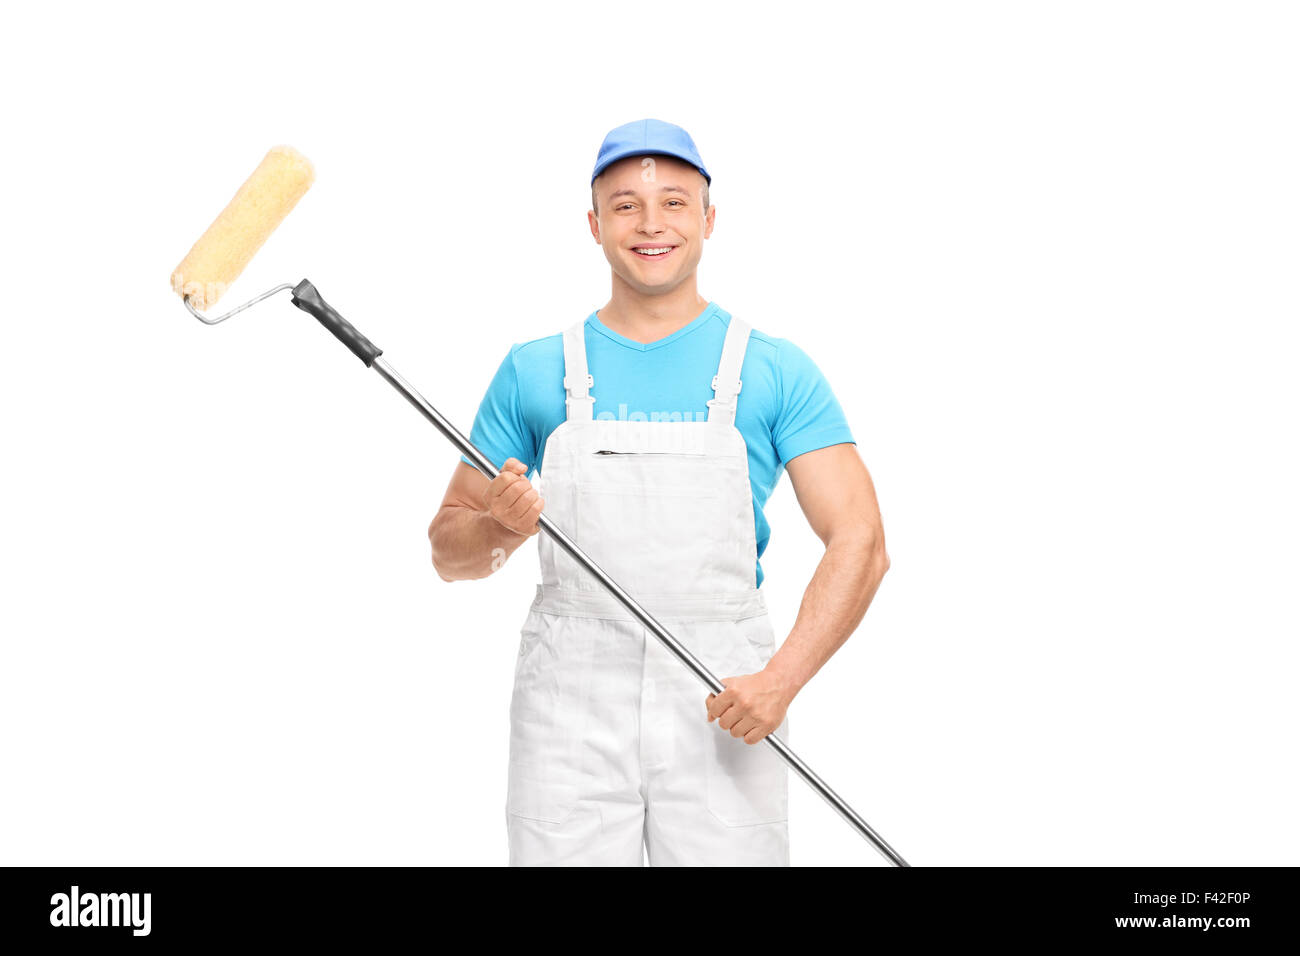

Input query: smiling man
[428,118,890,867]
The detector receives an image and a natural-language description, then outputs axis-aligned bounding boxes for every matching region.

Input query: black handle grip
[290,279,383,368]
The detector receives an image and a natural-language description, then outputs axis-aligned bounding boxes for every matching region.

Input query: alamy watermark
[595,404,710,423]
[49,885,151,936]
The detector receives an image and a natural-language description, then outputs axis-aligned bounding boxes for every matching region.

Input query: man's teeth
[635,247,673,255]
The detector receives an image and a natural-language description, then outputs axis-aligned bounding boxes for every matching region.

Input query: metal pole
[373,356,910,868]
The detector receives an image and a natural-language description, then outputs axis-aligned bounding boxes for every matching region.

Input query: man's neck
[597,284,710,345]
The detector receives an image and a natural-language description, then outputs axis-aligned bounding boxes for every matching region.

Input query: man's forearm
[765,528,890,694]
[429,505,531,581]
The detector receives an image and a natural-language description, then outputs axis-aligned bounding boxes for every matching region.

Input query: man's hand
[484,458,545,537]
[705,668,797,745]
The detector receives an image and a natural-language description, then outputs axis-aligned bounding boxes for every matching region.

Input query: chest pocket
[573,446,750,592]
[575,480,723,593]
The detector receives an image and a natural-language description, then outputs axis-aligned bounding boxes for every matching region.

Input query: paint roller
[171,145,910,868]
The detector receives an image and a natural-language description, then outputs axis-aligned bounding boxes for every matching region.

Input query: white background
[1,0,1295,867]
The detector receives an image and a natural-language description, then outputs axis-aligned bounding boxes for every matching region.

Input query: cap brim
[592,149,711,185]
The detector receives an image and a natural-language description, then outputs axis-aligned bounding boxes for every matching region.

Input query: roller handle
[290,279,383,367]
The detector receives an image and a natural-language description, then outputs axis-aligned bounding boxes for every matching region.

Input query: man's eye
[667,200,683,207]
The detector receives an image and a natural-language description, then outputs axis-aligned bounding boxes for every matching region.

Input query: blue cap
[591,118,711,186]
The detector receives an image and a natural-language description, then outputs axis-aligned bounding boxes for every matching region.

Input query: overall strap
[562,320,594,422]
[707,316,752,426]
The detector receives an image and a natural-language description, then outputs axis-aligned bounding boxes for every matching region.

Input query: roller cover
[171,145,314,310]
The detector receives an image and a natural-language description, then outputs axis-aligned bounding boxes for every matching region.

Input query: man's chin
[613,263,699,296]
[611,266,674,294]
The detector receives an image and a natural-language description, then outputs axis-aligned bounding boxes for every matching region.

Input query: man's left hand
[705,668,795,745]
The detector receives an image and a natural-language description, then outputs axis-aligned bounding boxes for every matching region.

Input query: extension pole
[289,282,910,868]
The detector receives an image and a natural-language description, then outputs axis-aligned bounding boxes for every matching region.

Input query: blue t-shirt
[458,301,855,588]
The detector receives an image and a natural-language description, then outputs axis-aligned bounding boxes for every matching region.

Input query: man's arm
[428,459,543,581]
[705,442,890,743]
[429,342,543,581]
[767,442,890,687]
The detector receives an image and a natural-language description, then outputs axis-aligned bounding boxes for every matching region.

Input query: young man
[429,119,890,867]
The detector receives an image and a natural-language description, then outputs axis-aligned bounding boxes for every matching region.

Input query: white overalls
[505,315,790,866]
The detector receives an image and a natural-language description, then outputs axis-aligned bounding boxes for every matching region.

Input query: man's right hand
[484,458,545,537]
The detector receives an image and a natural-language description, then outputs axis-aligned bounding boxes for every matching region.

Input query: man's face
[588,154,714,296]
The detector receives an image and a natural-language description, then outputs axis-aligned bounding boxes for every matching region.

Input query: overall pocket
[507,611,581,825]
[575,482,722,591]
[513,609,549,678]
[704,615,789,827]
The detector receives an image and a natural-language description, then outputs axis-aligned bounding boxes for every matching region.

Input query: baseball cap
[591,118,711,186]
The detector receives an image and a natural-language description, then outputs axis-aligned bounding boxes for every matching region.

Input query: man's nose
[637,210,666,233]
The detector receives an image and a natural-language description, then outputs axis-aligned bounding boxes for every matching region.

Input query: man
[429,119,889,867]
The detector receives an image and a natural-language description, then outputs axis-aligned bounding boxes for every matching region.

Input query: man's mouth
[631,245,677,259]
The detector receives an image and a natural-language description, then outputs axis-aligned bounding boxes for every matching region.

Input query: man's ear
[588,208,601,243]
